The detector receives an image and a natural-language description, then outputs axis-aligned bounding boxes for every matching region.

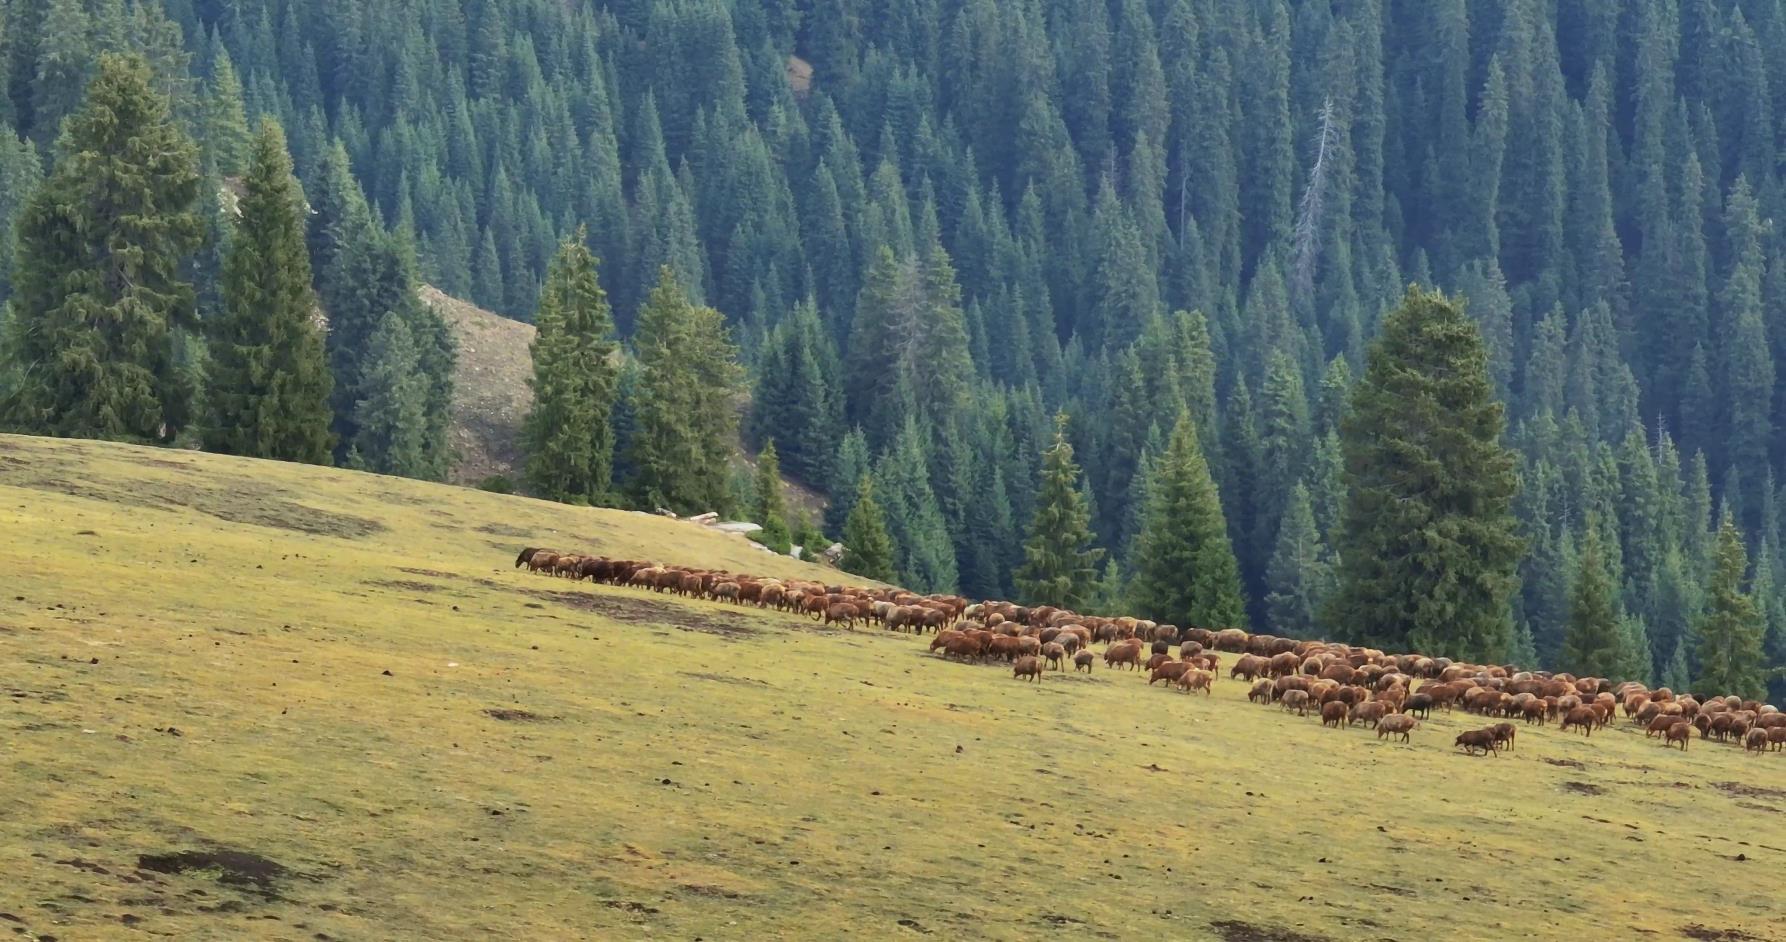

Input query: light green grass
[1,433,1783,942]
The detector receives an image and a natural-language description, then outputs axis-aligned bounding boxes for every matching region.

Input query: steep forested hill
[0,0,1784,696]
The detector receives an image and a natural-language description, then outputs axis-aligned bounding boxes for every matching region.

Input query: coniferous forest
[0,0,1782,702]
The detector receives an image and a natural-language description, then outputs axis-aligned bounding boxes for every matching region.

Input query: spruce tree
[523,230,619,504]
[1130,410,1247,628]
[1327,287,1522,661]
[753,438,791,554]
[1014,415,1104,609]
[204,119,332,463]
[349,311,428,476]
[1692,516,1768,700]
[627,267,743,514]
[3,54,201,442]
[841,476,896,583]
[1265,482,1333,639]
[1563,520,1624,679]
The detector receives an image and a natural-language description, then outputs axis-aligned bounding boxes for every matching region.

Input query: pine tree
[1130,410,1247,628]
[627,266,743,514]
[841,475,896,583]
[1014,415,1104,609]
[1328,287,1521,661]
[522,230,619,504]
[203,118,332,463]
[753,438,791,554]
[204,48,251,176]
[349,311,428,476]
[1265,482,1333,639]
[1563,519,1623,679]
[3,54,202,442]
[1692,516,1768,700]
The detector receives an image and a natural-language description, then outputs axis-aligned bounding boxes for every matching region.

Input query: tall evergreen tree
[1014,415,1104,609]
[1328,287,1522,661]
[348,311,428,476]
[1562,519,1624,678]
[3,54,202,443]
[1265,481,1333,639]
[627,267,743,514]
[752,438,791,554]
[523,230,619,504]
[203,119,332,463]
[841,475,896,583]
[1693,515,1768,700]
[1130,410,1247,628]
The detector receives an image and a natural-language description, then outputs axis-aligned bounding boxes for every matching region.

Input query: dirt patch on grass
[1543,757,1588,770]
[366,579,442,593]
[399,567,457,579]
[483,708,551,722]
[1681,925,1764,941]
[679,672,769,687]
[1210,920,1334,942]
[1712,782,1786,801]
[478,523,532,538]
[2,470,382,538]
[137,849,289,898]
[526,589,760,639]
[1562,781,1607,796]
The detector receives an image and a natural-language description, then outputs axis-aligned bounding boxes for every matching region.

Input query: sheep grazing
[1377,714,1417,743]
[1013,655,1044,683]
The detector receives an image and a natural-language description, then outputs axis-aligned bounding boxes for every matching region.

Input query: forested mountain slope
[0,0,1784,696]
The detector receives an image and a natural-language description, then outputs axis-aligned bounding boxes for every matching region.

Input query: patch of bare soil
[483,708,550,722]
[398,567,457,579]
[1562,781,1607,796]
[478,523,532,538]
[679,672,770,687]
[1713,782,1786,801]
[1543,757,1588,770]
[528,589,760,640]
[365,580,442,593]
[3,471,381,538]
[136,849,289,898]
[1681,925,1764,941]
[1209,920,1334,942]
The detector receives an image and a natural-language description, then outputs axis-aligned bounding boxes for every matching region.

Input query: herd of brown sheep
[513,547,1786,758]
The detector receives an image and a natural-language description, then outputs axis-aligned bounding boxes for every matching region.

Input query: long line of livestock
[513,547,1786,758]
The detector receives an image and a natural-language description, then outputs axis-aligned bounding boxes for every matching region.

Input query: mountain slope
[0,434,1782,941]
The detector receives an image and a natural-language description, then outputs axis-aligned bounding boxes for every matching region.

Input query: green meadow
[1,433,1781,941]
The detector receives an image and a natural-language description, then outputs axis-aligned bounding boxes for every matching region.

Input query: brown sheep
[1074,650,1095,673]
[824,603,857,630]
[1281,689,1311,716]
[1664,721,1693,751]
[1559,706,1598,737]
[1455,729,1499,756]
[1176,670,1214,696]
[1487,723,1517,751]
[528,551,561,573]
[1105,640,1144,671]
[986,635,1026,662]
[1377,714,1417,743]
[1013,655,1044,682]
[1744,728,1770,753]
[1149,661,1193,687]
[515,547,545,568]
[1520,699,1549,725]
[1351,701,1388,728]
[1042,641,1067,671]
[1231,654,1268,683]
[1247,679,1275,704]
[1321,701,1350,728]
[1644,715,1679,738]
[1769,727,1786,751]
[1145,653,1174,673]
[929,629,962,653]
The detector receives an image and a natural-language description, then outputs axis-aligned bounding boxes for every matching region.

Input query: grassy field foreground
[1,433,1783,942]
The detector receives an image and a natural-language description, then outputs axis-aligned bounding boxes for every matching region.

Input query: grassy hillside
[1,434,1782,942]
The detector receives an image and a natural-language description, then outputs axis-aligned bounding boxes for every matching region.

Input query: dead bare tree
[1291,98,1339,301]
